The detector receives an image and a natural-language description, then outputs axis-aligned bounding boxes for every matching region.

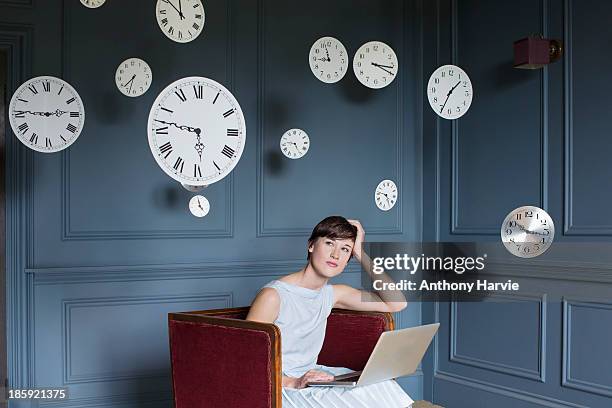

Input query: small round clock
[156,0,205,43]
[375,179,398,211]
[308,36,348,84]
[189,195,210,217]
[501,206,555,258]
[280,128,310,159]
[147,76,246,186]
[427,64,473,120]
[80,0,106,8]
[353,41,398,89]
[9,76,85,153]
[115,58,152,98]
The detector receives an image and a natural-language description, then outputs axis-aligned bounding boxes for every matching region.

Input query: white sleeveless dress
[263,280,414,408]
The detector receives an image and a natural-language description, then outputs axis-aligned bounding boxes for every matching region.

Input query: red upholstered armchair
[168,306,394,408]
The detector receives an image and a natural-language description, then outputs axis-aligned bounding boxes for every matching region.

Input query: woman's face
[308,236,354,277]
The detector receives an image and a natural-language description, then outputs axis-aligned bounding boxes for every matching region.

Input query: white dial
[115,58,152,97]
[308,36,348,84]
[156,0,205,43]
[147,76,246,186]
[9,76,85,153]
[353,41,398,89]
[280,128,310,159]
[189,195,210,217]
[501,206,555,258]
[375,179,398,211]
[427,64,473,120]
[80,0,106,8]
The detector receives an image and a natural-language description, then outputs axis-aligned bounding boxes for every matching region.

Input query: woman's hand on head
[347,219,365,259]
[291,369,334,389]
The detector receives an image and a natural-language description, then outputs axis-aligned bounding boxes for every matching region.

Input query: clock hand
[371,62,395,76]
[197,198,204,210]
[121,75,136,88]
[325,48,331,62]
[161,0,184,19]
[128,80,134,94]
[178,0,185,20]
[439,81,462,114]
[371,62,395,69]
[316,58,328,62]
[154,119,201,135]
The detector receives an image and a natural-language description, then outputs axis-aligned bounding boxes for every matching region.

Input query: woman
[246,216,413,407]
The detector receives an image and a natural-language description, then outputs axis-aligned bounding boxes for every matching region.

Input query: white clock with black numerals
[280,128,309,159]
[9,76,85,153]
[80,0,105,8]
[308,36,348,84]
[353,41,398,89]
[156,0,205,43]
[147,76,246,186]
[501,206,555,258]
[427,64,473,120]
[115,58,152,97]
[189,195,210,217]
[375,179,398,211]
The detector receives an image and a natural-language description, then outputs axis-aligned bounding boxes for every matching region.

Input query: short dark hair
[307,216,357,260]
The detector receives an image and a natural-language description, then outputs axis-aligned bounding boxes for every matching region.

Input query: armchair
[168,306,394,408]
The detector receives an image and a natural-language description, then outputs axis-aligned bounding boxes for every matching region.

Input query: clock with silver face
[147,76,246,186]
[189,195,210,217]
[427,64,473,120]
[115,58,152,97]
[308,36,348,84]
[280,128,309,159]
[353,41,398,89]
[156,0,205,43]
[80,0,105,8]
[501,206,554,258]
[9,76,85,153]
[375,179,398,211]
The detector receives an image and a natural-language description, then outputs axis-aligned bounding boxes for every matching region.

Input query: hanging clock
[9,76,85,153]
[353,41,398,89]
[189,195,210,217]
[156,0,205,43]
[501,206,555,258]
[427,64,473,120]
[115,58,152,97]
[147,76,246,186]
[280,128,309,159]
[80,0,106,8]
[375,179,397,211]
[308,36,348,84]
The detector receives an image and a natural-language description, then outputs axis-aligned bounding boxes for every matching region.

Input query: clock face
[501,206,555,258]
[9,76,85,153]
[427,64,473,120]
[308,36,348,84]
[375,179,398,211]
[156,0,205,43]
[115,58,152,98]
[80,0,106,8]
[280,128,310,159]
[353,41,398,89]
[147,76,246,186]
[189,195,210,217]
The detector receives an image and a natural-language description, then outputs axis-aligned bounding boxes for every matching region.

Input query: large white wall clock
[427,64,473,120]
[280,128,309,159]
[156,0,205,43]
[147,76,246,186]
[80,0,106,8]
[501,206,554,258]
[308,36,348,84]
[375,179,398,211]
[353,41,398,89]
[115,58,152,98]
[9,76,85,153]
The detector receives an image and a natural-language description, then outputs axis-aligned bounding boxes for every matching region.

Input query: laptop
[307,323,440,387]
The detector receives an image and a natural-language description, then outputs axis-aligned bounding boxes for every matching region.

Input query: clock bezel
[500,205,555,258]
[352,40,399,89]
[308,36,349,84]
[427,64,474,120]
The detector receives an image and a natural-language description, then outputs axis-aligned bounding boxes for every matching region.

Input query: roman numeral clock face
[156,0,205,43]
[147,77,246,186]
[9,76,85,153]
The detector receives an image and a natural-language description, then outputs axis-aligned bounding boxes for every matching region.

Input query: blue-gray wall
[422,1,612,407]
[3,0,423,406]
